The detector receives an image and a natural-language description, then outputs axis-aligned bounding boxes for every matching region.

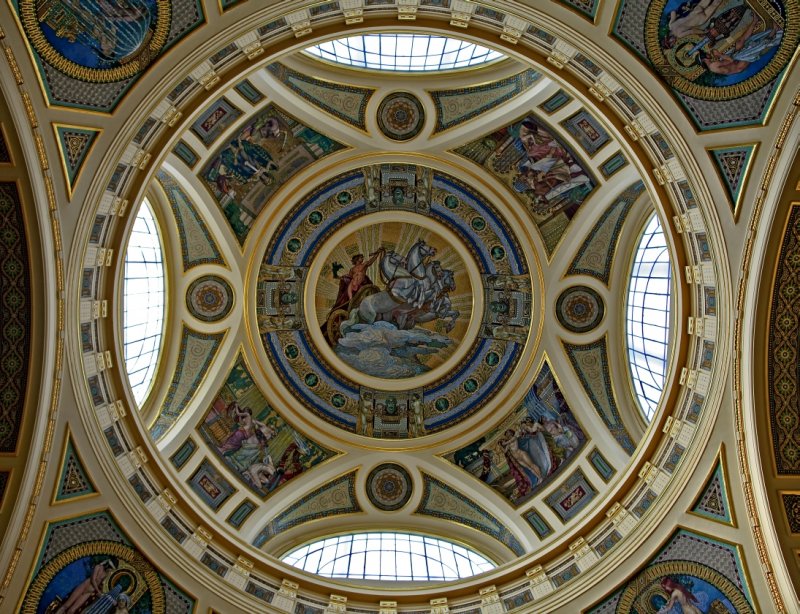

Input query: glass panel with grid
[626,214,672,422]
[305,35,504,71]
[123,198,165,407]
[282,533,495,580]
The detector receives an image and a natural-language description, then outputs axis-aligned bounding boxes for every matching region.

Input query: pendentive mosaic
[11,0,205,112]
[20,511,194,613]
[444,360,587,507]
[612,0,798,130]
[198,353,337,498]
[588,529,755,613]
[258,164,531,439]
[201,102,346,245]
[454,111,596,256]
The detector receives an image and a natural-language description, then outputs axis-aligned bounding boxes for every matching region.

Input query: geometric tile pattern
[430,69,541,133]
[149,325,226,441]
[12,0,205,112]
[414,473,524,556]
[0,183,31,453]
[782,493,800,533]
[53,124,99,196]
[563,337,637,454]
[690,455,733,526]
[252,471,361,547]
[567,180,644,285]
[54,432,97,502]
[0,125,12,163]
[554,0,600,21]
[768,204,800,473]
[587,529,755,613]
[266,63,375,131]
[708,144,757,220]
[156,170,225,271]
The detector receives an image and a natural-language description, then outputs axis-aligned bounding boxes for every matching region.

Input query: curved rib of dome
[282,533,496,581]
[123,198,165,407]
[626,214,672,422]
[305,34,504,71]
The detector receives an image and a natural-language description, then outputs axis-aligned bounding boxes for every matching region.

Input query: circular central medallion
[306,213,478,389]
[254,165,536,438]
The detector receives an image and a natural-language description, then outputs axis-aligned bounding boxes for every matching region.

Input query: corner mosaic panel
[567,180,645,285]
[444,360,587,507]
[198,354,337,498]
[563,337,637,454]
[430,69,541,133]
[20,511,194,612]
[200,103,346,245]
[454,112,596,257]
[0,183,31,453]
[587,529,755,613]
[415,474,524,556]
[266,63,374,131]
[156,170,224,271]
[612,0,798,130]
[149,325,225,440]
[11,0,204,112]
[253,472,360,546]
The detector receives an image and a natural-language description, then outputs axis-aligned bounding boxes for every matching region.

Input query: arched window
[626,214,672,422]
[123,198,165,407]
[306,34,504,71]
[282,533,496,581]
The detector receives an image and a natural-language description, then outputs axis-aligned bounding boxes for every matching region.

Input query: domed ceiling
[109,45,674,566]
[2,0,799,612]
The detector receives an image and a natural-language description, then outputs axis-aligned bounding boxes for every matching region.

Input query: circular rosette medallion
[20,0,171,83]
[309,218,475,383]
[556,286,604,333]
[644,0,798,101]
[187,275,234,322]
[377,92,425,141]
[366,463,413,511]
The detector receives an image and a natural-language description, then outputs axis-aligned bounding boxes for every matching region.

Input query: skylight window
[305,34,504,71]
[282,533,496,581]
[123,198,165,407]
[626,214,672,422]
